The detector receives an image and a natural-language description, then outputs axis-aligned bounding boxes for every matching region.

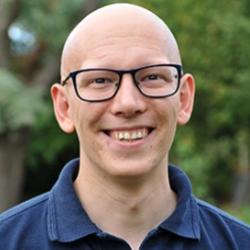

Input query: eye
[145,74,161,80]
[142,72,174,83]
[87,77,114,89]
[92,77,112,84]
[142,73,164,82]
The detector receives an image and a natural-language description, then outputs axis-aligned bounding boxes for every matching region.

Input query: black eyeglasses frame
[61,64,183,102]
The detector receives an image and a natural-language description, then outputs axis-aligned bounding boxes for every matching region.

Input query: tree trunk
[0,129,29,212]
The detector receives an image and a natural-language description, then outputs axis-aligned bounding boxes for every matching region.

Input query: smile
[105,128,153,141]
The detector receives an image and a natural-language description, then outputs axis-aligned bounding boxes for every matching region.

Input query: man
[0,3,249,250]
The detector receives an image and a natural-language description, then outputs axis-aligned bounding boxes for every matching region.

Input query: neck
[74,160,177,249]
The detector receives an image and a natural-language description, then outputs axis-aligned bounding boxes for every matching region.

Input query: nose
[109,74,147,118]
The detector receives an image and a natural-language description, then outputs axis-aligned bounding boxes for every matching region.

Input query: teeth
[131,131,138,139]
[124,132,130,140]
[111,128,148,141]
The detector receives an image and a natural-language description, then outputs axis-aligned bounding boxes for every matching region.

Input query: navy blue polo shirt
[0,158,250,249]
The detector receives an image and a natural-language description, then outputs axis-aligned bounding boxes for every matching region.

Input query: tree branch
[31,54,60,94]
[0,0,22,67]
[82,0,101,16]
[30,0,101,93]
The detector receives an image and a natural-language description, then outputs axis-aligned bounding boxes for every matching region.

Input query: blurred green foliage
[224,206,250,224]
[20,0,87,51]
[0,69,47,132]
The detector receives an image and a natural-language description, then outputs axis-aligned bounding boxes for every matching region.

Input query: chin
[103,158,160,180]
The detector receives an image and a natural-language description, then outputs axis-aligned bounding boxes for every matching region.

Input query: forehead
[61,4,180,73]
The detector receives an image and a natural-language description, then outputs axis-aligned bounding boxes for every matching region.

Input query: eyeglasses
[61,64,183,102]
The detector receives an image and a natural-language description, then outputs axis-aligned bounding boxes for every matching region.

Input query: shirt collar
[159,165,200,240]
[47,159,99,242]
[47,159,200,242]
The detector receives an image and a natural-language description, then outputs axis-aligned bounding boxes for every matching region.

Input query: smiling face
[51,4,195,182]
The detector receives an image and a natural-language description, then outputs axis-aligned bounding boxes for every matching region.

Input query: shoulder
[196,198,250,230]
[0,192,49,222]
[195,197,250,246]
[0,192,49,240]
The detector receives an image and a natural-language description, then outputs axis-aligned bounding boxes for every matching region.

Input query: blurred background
[0,0,249,222]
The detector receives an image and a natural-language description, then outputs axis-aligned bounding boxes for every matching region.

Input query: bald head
[61,3,181,78]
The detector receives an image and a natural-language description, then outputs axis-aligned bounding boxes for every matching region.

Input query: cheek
[156,100,179,148]
[70,101,104,128]
[71,102,108,146]
[155,97,179,124]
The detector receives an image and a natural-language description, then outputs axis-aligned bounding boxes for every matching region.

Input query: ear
[177,73,195,125]
[50,83,75,133]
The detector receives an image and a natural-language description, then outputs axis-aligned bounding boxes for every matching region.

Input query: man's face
[53,9,194,181]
